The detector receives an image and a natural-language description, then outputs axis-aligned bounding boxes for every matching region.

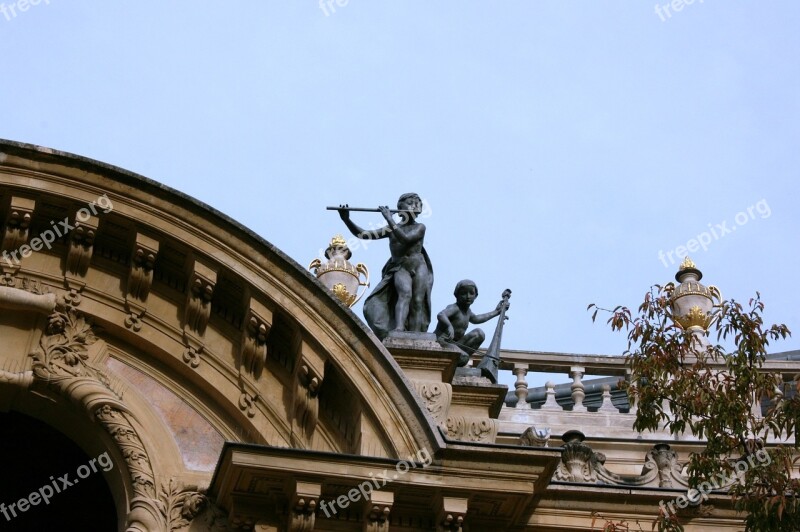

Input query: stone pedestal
[385,332,460,428]
[384,333,507,443]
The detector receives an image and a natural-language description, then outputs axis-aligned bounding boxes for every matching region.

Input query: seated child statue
[434,279,509,366]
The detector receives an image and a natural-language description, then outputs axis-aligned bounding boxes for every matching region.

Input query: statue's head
[397,193,423,215]
[454,279,478,298]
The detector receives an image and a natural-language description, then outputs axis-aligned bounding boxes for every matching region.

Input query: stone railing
[470,349,800,444]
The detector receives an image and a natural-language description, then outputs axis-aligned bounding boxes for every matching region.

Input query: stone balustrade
[467,348,800,444]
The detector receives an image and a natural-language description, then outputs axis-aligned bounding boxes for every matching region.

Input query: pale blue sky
[1,2,798,370]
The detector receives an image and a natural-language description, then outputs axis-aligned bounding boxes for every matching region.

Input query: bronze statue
[335,193,433,339]
[434,280,510,368]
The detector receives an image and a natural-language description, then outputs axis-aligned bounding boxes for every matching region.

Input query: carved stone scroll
[552,431,688,490]
[445,416,498,443]
[413,381,452,427]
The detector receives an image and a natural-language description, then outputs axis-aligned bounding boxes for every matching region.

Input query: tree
[589,284,799,531]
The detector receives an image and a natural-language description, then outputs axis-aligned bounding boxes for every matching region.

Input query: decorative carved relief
[182,346,202,369]
[125,312,143,332]
[413,381,452,426]
[445,416,498,443]
[97,405,156,498]
[63,287,82,307]
[240,300,272,379]
[2,196,35,253]
[553,430,597,483]
[24,304,166,532]
[160,478,208,532]
[128,234,159,302]
[184,260,216,337]
[647,443,683,488]
[552,431,688,490]
[239,391,258,418]
[66,214,99,277]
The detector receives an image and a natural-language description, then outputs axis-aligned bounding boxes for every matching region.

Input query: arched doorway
[0,411,117,531]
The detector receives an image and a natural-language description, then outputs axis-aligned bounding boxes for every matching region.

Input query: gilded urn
[309,236,369,308]
[670,257,722,333]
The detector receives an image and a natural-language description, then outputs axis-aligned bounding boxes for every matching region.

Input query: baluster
[540,381,562,411]
[597,384,618,413]
[570,366,586,412]
[513,364,530,409]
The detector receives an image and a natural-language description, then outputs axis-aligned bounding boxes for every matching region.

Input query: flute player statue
[336,193,433,340]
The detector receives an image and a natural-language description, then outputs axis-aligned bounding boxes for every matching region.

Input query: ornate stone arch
[0,283,208,531]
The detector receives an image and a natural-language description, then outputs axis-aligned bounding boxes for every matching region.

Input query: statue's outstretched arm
[338,206,391,240]
[471,300,509,324]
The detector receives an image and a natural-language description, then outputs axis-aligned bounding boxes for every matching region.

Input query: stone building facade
[0,139,796,531]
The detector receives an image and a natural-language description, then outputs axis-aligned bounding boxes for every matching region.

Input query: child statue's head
[397,193,423,215]
[454,279,478,298]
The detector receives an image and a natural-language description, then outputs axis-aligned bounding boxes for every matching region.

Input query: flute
[326,206,415,213]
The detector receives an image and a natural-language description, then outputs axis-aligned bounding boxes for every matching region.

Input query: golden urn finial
[309,236,369,308]
[670,258,722,333]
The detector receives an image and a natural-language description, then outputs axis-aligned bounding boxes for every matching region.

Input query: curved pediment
[0,140,442,475]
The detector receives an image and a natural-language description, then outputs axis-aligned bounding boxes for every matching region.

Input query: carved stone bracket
[125,234,159,332]
[286,480,320,532]
[363,491,393,532]
[127,234,159,303]
[413,381,452,427]
[436,496,467,532]
[292,344,324,444]
[240,298,272,379]
[445,416,498,443]
[2,196,35,259]
[294,361,322,439]
[184,259,216,338]
[66,213,99,278]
